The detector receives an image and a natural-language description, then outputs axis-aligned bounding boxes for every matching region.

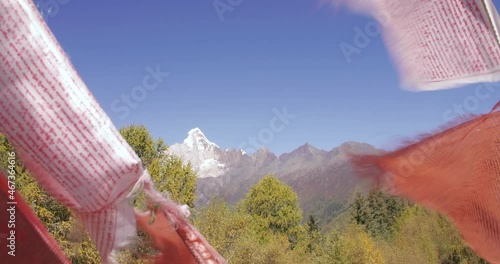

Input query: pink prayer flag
[340,0,500,90]
[0,1,226,263]
[0,0,145,261]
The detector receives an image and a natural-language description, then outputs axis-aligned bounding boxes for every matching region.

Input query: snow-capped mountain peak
[168,128,226,178]
[184,127,220,150]
[188,127,204,138]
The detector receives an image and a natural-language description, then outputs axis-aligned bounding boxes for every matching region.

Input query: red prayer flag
[0,170,70,264]
[349,101,500,263]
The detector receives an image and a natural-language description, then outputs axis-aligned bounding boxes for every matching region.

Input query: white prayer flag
[341,0,500,90]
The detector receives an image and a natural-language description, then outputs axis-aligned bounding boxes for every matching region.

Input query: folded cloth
[0,1,226,263]
[338,0,500,90]
[137,174,228,263]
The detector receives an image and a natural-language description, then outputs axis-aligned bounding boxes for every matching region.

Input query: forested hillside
[0,125,487,263]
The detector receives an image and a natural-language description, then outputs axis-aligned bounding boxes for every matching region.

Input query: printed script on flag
[0,0,227,263]
[0,0,146,262]
[341,0,500,90]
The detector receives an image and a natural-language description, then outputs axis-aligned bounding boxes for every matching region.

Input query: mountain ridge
[167,128,383,224]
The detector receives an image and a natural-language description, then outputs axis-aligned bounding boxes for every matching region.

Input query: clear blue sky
[40,0,499,155]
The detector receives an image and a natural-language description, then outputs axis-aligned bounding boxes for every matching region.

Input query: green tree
[351,189,409,238]
[0,133,100,263]
[297,215,325,258]
[119,124,197,207]
[339,224,386,264]
[152,155,197,207]
[384,206,486,264]
[193,197,253,255]
[307,215,319,234]
[306,215,320,253]
[119,124,166,167]
[194,197,308,264]
[0,133,70,235]
[118,125,198,263]
[242,175,302,236]
[351,192,368,226]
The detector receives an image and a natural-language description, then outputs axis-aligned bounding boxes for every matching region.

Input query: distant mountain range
[168,128,383,224]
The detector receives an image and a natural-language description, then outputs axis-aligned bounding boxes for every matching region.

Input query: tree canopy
[0,125,488,263]
[242,175,302,236]
[119,124,197,208]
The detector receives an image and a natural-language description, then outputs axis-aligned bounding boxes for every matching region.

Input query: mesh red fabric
[135,210,198,264]
[137,176,228,264]
[350,101,500,263]
[0,170,69,264]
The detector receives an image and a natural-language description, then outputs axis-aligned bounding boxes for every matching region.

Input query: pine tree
[351,189,410,238]
[307,215,319,234]
[351,192,368,226]
[306,215,320,253]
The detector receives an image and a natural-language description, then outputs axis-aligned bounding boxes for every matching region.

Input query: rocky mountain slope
[168,128,383,223]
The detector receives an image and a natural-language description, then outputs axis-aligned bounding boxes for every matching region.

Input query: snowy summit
[167,128,226,178]
[183,127,220,151]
